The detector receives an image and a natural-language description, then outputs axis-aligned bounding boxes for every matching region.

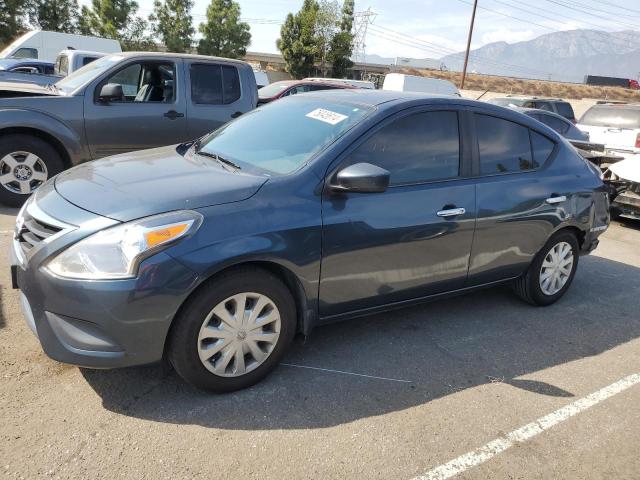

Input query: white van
[0,31,121,63]
[382,73,460,96]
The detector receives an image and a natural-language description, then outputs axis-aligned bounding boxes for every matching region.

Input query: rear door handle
[437,207,466,217]
[164,110,185,120]
[546,195,567,204]
[231,111,243,119]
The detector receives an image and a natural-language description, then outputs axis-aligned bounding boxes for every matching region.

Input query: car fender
[0,108,85,165]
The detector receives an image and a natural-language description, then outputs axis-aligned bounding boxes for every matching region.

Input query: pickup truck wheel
[512,230,579,306]
[0,134,64,207]
[168,267,296,393]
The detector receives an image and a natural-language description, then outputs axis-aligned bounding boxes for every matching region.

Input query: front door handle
[231,111,243,119]
[437,207,466,217]
[546,195,567,204]
[164,110,185,120]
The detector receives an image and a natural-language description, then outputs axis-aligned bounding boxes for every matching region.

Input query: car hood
[0,81,58,97]
[54,145,269,222]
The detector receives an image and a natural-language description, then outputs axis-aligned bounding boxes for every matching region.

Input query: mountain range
[364,29,640,83]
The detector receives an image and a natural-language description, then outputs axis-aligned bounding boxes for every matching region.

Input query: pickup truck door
[83,57,187,159]
[184,60,250,139]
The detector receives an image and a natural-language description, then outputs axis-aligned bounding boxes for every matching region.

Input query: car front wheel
[513,230,580,306]
[168,267,296,392]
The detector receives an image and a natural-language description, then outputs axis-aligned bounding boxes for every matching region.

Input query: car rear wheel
[512,230,579,306]
[0,134,64,207]
[168,267,296,392]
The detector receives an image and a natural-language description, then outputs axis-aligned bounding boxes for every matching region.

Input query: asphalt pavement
[1,206,639,479]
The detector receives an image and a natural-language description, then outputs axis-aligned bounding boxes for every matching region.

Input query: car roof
[0,58,54,68]
[513,107,571,122]
[112,51,249,66]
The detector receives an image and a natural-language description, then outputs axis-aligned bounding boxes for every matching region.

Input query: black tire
[168,267,297,393]
[512,230,580,306]
[0,134,65,207]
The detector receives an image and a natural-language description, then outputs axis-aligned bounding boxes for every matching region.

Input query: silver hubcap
[197,292,281,377]
[539,241,574,296]
[0,151,48,195]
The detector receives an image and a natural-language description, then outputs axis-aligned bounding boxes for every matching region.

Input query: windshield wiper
[195,149,241,171]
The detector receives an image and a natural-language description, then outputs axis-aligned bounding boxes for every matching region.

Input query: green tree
[197,0,251,59]
[276,0,319,79]
[0,0,28,49]
[328,0,354,77]
[78,0,155,51]
[150,0,195,53]
[28,0,80,33]
[315,0,339,76]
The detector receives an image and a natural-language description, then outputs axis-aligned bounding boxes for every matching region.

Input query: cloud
[481,28,535,45]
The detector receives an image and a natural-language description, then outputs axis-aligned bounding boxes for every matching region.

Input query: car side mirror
[98,83,124,103]
[332,162,390,193]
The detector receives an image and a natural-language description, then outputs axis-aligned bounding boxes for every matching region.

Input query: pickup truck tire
[0,134,64,207]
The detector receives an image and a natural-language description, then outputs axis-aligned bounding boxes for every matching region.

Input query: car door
[466,111,561,286]
[185,61,245,139]
[319,107,477,318]
[83,58,187,158]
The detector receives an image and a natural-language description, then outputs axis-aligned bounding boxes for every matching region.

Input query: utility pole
[461,0,478,90]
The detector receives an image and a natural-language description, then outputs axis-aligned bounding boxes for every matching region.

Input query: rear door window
[347,110,460,185]
[537,113,569,135]
[191,64,241,105]
[555,102,575,119]
[531,131,555,165]
[475,114,539,173]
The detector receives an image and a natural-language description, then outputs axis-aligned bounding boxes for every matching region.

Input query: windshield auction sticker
[306,108,348,125]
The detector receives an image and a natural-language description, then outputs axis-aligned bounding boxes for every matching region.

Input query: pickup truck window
[103,62,175,103]
[191,64,241,105]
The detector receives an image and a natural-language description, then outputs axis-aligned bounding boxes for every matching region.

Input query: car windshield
[196,97,373,175]
[580,107,640,129]
[258,82,293,98]
[55,55,125,94]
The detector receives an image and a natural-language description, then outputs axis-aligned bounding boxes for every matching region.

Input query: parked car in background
[516,108,589,141]
[257,79,354,104]
[488,96,577,123]
[0,59,57,86]
[11,91,609,392]
[0,31,121,62]
[304,77,376,89]
[253,70,270,89]
[382,73,460,96]
[577,104,640,159]
[0,52,257,206]
[0,59,55,75]
[54,50,105,76]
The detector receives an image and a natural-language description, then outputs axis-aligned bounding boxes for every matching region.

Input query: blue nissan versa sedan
[11,91,609,392]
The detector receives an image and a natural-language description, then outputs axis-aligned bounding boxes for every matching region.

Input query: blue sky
[79,0,640,58]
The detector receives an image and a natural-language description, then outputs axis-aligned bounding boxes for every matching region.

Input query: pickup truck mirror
[331,162,390,193]
[99,83,124,103]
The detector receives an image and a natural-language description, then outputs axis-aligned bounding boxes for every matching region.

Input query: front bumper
[12,184,200,369]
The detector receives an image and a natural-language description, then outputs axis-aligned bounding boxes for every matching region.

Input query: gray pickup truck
[0,52,258,206]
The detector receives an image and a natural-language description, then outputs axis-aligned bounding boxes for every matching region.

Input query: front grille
[17,212,63,256]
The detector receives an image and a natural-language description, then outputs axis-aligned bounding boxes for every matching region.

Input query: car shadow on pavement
[81,254,640,430]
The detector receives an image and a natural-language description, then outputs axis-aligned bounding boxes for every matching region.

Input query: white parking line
[281,363,413,383]
[412,373,640,480]
[0,230,12,234]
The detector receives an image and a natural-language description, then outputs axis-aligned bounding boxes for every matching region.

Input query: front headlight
[45,210,202,280]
